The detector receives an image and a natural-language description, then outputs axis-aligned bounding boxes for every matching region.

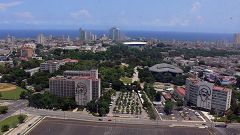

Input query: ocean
[0,29,234,42]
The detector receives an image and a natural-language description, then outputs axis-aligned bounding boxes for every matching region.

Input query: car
[195,112,200,116]
[98,118,103,121]
[108,119,112,121]
[28,124,32,127]
[202,123,206,126]
[215,124,227,128]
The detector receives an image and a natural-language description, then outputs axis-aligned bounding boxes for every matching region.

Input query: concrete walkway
[132,67,140,83]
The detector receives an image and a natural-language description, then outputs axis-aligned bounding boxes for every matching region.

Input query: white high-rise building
[79,28,97,41]
[234,33,240,45]
[109,27,121,41]
[37,34,45,44]
[6,35,15,44]
[67,35,71,42]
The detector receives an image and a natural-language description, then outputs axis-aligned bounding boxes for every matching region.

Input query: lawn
[120,77,132,85]
[0,87,26,100]
[0,115,27,134]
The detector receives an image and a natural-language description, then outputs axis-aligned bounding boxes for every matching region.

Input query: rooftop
[50,76,99,81]
[149,63,183,74]
[163,93,172,100]
[176,87,186,96]
[213,86,230,92]
[123,42,147,45]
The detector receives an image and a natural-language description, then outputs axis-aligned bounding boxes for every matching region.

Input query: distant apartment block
[234,33,240,45]
[37,34,45,44]
[40,60,63,73]
[49,70,101,106]
[25,67,40,76]
[40,59,78,73]
[79,28,97,41]
[185,77,232,114]
[20,47,34,58]
[0,49,11,61]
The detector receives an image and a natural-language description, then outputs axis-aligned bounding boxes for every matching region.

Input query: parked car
[215,124,227,128]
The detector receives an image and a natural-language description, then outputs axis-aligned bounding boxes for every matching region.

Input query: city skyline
[0,0,239,33]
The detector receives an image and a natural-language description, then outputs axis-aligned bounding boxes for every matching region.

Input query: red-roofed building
[174,87,186,101]
[63,58,79,63]
[163,93,172,100]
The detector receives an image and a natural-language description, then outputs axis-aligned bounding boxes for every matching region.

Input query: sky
[0,0,239,33]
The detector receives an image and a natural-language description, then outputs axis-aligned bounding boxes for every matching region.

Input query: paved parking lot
[156,105,204,121]
[28,118,216,135]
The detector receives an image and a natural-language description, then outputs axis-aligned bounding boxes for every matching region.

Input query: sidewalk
[5,114,42,135]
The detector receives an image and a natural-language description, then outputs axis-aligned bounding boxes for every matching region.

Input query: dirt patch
[0,83,16,92]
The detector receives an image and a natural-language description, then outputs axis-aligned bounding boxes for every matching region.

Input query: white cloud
[169,17,189,26]
[15,12,34,19]
[196,15,204,24]
[191,2,201,12]
[0,1,22,10]
[70,9,91,19]
[142,17,189,27]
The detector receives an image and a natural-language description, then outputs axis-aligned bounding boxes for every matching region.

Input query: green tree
[182,66,191,73]
[98,107,107,117]
[20,81,26,89]
[20,91,28,99]
[0,64,6,74]
[86,100,97,113]
[164,101,174,115]
[0,106,8,114]
[1,125,9,132]
[18,115,25,123]
[176,99,183,107]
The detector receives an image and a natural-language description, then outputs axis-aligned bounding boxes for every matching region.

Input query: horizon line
[0,29,236,35]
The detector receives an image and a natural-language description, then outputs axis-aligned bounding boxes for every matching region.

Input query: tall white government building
[185,77,232,114]
[49,70,101,106]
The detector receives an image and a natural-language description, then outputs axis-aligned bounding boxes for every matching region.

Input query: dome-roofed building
[149,63,183,75]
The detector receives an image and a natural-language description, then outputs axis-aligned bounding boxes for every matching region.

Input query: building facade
[20,47,34,58]
[109,27,121,41]
[49,70,101,106]
[79,28,97,41]
[185,77,232,114]
[63,70,98,79]
[40,59,79,73]
[234,33,240,45]
[37,34,45,44]
[40,60,63,73]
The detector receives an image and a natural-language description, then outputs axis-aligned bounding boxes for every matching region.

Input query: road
[20,107,240,135]
[28,118,217,135]
[22,107,238,128]
[0,100,28,121]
